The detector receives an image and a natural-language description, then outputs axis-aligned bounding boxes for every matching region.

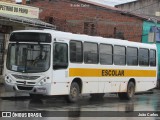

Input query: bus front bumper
[5,82,51,95]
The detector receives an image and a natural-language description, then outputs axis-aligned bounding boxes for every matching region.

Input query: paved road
[0,88,160,120]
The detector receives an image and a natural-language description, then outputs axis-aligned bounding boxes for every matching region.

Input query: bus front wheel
[66,82,80,103]
[118,81,135,100]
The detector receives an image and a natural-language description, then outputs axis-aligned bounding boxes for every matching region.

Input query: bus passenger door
[52,42,69,95]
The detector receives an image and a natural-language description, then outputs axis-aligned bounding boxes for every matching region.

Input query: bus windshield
[7,43,51,73]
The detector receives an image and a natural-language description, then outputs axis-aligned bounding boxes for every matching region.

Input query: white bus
[5,30,157,102]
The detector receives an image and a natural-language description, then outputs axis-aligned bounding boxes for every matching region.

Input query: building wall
[1,0,15,3]
[116,0,160,18]
[142,21,160,79]
[30,0,143,42]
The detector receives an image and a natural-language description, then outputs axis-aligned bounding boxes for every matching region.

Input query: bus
[4,29,157,102]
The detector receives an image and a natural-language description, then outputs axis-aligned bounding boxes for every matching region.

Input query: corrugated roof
[0,13,56,29]
[115,0,138,7]
[78,0,122,12]
[128,13,160,22]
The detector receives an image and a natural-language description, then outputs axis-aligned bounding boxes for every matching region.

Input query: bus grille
[16,81,36,85]
[12,74,40,80]
[17,86,33,91]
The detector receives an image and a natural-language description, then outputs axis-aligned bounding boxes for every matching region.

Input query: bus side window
[70,40,83,63]
[99,44,113,65]
[150,49,156,66]
[53,43,68,69]
[84,42,98,64]
[114,45,126,65]
[139,48,149,66]
[127,47,138,66]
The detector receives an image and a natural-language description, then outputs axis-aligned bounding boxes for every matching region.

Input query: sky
[88,0,136,6]
[15,0,136,6]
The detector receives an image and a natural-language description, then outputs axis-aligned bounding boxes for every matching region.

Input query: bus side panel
[82,77,99,94]
[119,82,128,92]
[51,70,70,95]
[102,77,128,93]
[50,83,69,95]
[135,77,157,92]
[104,82,112,93]
[98,81,105,93]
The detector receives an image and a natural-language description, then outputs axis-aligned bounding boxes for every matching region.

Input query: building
[0,0,55,83]
[115,0,160,19]
[1,0,15,3]
[27,0,144,43]
[116,0,160,88]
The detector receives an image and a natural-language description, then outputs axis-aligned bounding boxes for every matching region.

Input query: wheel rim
[128,85,134,98]
[70,87,78,99]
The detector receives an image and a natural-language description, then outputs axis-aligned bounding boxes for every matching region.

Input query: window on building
[127,47,138,65]
[100,44,113,65]
[114,46,126,65]
[114,27,125,39]
[139,48,149,66]
[150,49,156,66]
[84,22,96,36]
[84,42,98,64]
[45,16,55,24]
[70,40,83,63]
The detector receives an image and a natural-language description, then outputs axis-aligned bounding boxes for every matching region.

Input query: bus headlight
[37,79,46,86]
[6,79,12,83]
[5,76,13,83]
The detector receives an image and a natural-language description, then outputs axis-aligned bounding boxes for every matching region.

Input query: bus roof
[12,29,156,49]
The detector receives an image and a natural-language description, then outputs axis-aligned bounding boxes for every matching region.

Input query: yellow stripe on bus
[69,68,157,77]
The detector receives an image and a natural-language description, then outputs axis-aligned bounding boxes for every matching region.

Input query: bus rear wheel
[118,81,135,100]
[66,82,80,103]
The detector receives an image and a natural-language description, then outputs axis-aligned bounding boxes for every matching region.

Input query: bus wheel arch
[128,78,136,89]
[66,78,82,103]
[71,78,83,93]
[118,78,136,100]
[127,78,136,99]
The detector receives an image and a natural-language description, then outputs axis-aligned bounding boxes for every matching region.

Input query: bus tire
[66,82,80,103]
[90,93,105,100]
[118,81,135,100]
